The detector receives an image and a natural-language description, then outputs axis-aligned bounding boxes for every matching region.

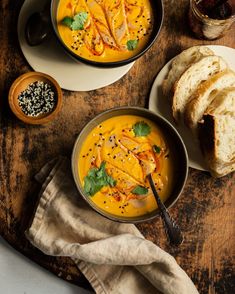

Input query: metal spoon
[25,4,51,46]
[147,174,183,246]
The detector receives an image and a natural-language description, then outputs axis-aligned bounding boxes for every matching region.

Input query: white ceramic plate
[18,0,134,91]
[149,45,235,171]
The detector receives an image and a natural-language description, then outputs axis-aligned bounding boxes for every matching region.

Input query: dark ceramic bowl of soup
[50,0,163,67]
[72,107,188,223]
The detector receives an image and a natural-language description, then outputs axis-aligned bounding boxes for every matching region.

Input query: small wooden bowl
[8,72,62,124]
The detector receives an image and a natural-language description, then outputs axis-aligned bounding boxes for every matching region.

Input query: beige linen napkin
[26,157,198,294]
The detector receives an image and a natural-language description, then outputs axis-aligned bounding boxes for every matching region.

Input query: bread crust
[198,115,215,164]
[162,46,214,99]
[172,56,227,123]
[199,114,235,177]
[172,79,182,123]
[184,70,235,131]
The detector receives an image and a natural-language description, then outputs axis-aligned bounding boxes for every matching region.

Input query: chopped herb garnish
[153,145,161,154]
[84,161,116,196]
[127,40,138,51]
[62,16,73,27]
[133,121,151,137]
[132,185,148,195]
[62,12,88,30]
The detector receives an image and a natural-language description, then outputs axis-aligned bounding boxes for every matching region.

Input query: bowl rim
[8,71,63,125]
[50,0,164,68]
[71,106,188,223]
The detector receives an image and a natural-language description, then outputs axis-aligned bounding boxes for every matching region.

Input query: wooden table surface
[0,0,234,293]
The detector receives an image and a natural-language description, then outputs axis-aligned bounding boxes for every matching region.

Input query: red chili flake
[66,2,72,9]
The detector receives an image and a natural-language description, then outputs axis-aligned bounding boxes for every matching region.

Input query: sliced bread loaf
[198,87,235,177]
[184,69,235,132]
[172,55,228,123]
[162,46,214,98]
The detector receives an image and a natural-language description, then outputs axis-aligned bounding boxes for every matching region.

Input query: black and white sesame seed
[18,81,56,117]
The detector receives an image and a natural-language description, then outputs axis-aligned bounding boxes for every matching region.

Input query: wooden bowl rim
[8,71,63,125]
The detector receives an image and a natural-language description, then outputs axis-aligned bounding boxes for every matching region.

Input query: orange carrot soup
[78,115,176,217]
[57,0,154,62]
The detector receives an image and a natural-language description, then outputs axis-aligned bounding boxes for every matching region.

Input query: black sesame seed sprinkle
[18,81,56,117]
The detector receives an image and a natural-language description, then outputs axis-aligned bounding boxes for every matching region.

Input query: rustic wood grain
[0,0,234,293]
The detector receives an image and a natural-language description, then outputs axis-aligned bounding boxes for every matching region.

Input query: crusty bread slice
[198,87,235,177]
[162,46,214,98]
[172,55,228,123]
[184,69,235,132]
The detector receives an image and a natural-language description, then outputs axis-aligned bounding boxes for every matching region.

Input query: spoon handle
[148,174,183,246]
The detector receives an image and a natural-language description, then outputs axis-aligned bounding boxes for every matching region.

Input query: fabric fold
[26,157,198,294]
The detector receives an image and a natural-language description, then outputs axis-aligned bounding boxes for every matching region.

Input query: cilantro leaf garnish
[132,185,148,195]
[62,16,73,27]
[153,145,161,154]
[62,12,88,30]
[71,12,88,30]
[84,161,116,196]
[133,121,151,137]
[127,40,138,51]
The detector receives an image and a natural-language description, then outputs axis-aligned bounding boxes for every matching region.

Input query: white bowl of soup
[72,107,188,223]
[50,0,163,67]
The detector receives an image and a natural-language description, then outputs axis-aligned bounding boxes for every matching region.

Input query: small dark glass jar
[188,0,235,40]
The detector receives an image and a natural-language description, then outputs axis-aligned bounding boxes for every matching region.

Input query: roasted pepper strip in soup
[105,162,141,195]
[101,134,144,183]
[72,0,106,55]
[85,0,119,49]
[104,0,130,50]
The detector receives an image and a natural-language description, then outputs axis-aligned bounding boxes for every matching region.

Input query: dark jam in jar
[197,0,232,19]
[189,0,234,40]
